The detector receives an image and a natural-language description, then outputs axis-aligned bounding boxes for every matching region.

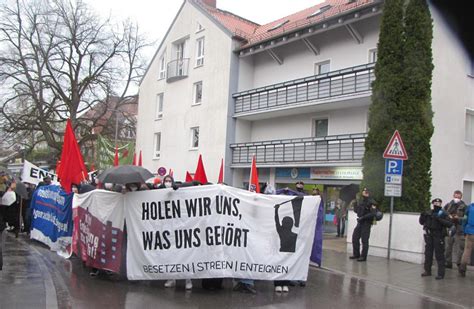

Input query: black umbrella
[14,181,29,199]
[78,184,96,194]
[339,184,360,203]
[98,165,154,185]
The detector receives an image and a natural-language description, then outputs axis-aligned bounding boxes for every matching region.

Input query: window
[466,109,474,144]
[196,37,205,67]
[268,20,289,32]
[190,127,199,149]
[308,5,331,18]
[155,93,163,119]
[153,133,161,159]
[369,48,377,63]
[159,52,166,79]
[315,60,330,75]
[193,81,203,105]
[314,119,328,138]
[196,22,204,33]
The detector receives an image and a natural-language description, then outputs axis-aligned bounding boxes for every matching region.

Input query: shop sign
[310,167,363,180]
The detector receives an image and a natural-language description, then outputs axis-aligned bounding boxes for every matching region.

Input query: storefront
[239,166,362,232]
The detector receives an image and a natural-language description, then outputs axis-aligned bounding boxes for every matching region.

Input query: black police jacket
[419,209,453,236]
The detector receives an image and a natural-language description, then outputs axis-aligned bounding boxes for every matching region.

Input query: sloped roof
[195,0,259,39]
[198,0,377,48]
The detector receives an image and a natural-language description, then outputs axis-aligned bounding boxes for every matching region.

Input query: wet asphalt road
[0,233,462,309]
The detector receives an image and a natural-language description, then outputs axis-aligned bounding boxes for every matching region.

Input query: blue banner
[30,185,73,252]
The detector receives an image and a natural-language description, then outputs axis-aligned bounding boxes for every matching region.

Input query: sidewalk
[320,235,474,308]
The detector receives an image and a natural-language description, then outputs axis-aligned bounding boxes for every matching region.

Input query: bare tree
[0,0,149,156]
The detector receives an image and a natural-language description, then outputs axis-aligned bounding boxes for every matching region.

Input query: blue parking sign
[385,159,403,175]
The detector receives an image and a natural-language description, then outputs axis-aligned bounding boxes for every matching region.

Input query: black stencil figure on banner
[274,196,303,253]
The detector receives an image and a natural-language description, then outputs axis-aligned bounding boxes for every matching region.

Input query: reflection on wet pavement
[0,233,463,308]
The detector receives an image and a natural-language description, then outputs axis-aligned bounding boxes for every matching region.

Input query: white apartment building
[138,0,473,202]
[137,0,473,261]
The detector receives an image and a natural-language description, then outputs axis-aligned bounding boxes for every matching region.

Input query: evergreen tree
[362,0,434,212]
[398,0,434,212]
[362,0,405,209]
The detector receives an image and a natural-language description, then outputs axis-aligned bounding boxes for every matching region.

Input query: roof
[194,0,259,39]
[198,0,377,48]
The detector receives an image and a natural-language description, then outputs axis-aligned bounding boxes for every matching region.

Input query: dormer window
[308,5,331,18]
[267,20,289,32]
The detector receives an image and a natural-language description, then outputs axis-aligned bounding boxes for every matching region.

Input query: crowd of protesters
[1,168,473,292]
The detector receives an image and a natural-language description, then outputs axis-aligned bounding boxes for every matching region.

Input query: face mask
[164,182,172,188]
[296,187,303,192]
[130,186,138,191]
[453,198,461,204]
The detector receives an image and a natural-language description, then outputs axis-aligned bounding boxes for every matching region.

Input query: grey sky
[85,0,323,55]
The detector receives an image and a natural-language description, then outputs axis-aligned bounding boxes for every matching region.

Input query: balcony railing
[233,63,375,115]
[166,58,190,82]
[230,133,367,165]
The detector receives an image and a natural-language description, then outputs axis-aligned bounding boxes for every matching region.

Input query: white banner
[73,190,125,273]
[21,160,59,185]
[124,184,320,281]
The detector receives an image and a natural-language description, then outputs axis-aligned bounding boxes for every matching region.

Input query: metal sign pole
[387,196,394,259]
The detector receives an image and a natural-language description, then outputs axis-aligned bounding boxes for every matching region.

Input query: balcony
[233,63,375,117]
[166,58,190,83]
[230,133,367,167]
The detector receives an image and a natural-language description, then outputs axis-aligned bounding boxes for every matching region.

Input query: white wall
[238,15,381,92]
[137,1,235,181]
[249,106,368,142]
[430,6,474,203]
[346,212,425,264]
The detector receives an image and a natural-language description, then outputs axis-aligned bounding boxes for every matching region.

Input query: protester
[335,199,347,238]
[420,198,453,280]
[350,187,376,262]
[443,190,467,269]
[312,187,321,196]
[233,183,258,294]
[4,181,20,238]
[158,175,192,290]
[459,202,474,277]
[295,181,305,195]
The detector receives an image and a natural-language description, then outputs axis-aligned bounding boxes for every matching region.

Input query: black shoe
[435,275,444,280]
[445,263,452,269]
[421,272,431,277]
[458,269,466,277]
[357,257,367,262]
[349,256,360,260]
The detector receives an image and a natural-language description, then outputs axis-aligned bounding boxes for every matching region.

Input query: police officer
[419,198,453,280]
[350,187,376,262]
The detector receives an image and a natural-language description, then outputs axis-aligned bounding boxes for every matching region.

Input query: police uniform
[350,188,376,261]
[419,198,453,279]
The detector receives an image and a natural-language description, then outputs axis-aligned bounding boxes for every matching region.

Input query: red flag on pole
[113,146,119,166]
[193,154,208,184]
[138,150,143,167]
[218,158,224,183]
[249,155,260,193]
[185,171,193,182]
[132,153,137,166]
[57,119,89,193]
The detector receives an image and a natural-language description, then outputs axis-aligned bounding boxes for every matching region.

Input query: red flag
[169,169,174,177]
[132,153,137,166]
[113,146,119,166]
[249,155,260,193]
[194,154,208,184]
[138,150,143,167]
[218,158,224,183]
[57,119,89,193]
[185,171,193,182]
